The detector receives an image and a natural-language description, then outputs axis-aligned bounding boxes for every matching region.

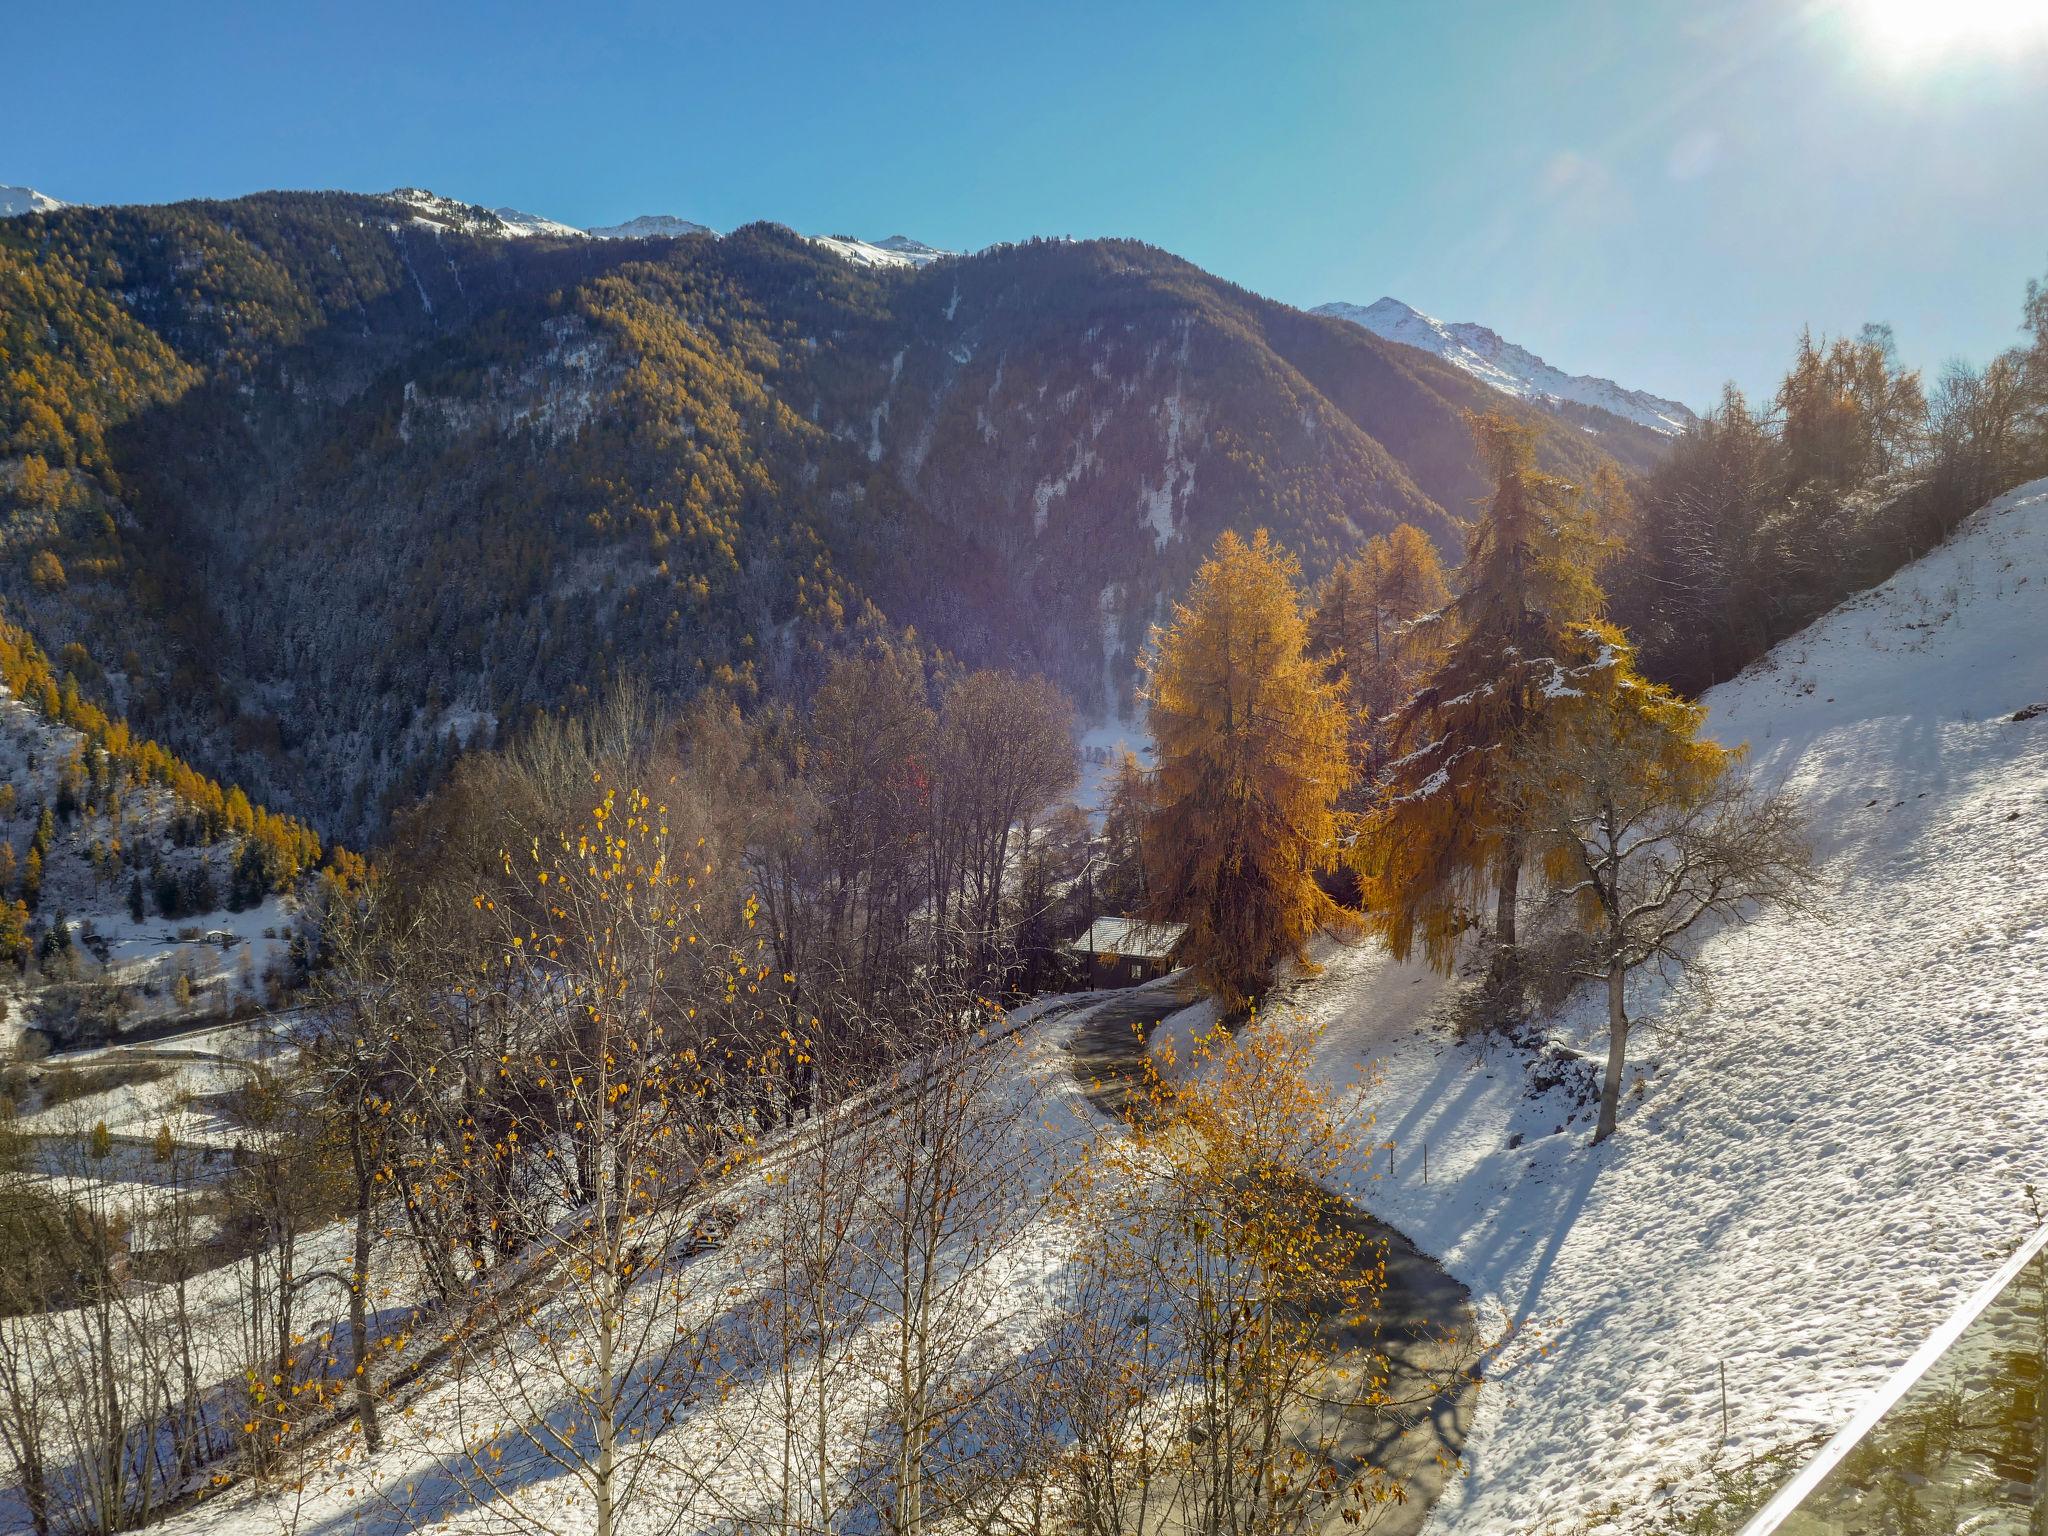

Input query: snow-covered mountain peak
[378,191,716,241]
[0,185,66,217]
[808,232,951,269]
[1316,294,1698,437]
[874,234,948,264]
[586,213,715,240]
[377,188,932,264]
[381,187,512,236]
[493,206,589,239]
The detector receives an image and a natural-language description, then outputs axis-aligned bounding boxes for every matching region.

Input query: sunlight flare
[1845,0,2048,61]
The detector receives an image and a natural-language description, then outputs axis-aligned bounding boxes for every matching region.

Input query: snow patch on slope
[1317,296,1697,437]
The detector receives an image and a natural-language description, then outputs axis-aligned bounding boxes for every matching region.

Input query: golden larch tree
[1308,521,1450,791]
[1142,528,1353,1009]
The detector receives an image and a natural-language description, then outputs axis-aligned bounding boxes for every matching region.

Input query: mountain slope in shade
[1316,296,1698,436]
[586,212,715,239]
[0,186,65,216]
[0,194,1634,841]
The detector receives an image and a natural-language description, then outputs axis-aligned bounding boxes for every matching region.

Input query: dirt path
[1063,977,1480,1536]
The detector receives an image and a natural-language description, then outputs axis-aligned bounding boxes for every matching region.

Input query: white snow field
[1276,476,2048,1530]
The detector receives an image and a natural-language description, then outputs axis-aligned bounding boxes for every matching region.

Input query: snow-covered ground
[14,1010,298,1146]
[1277,476,2048,1529]
[17,482,2042,1536]
[131,992,1103,1536]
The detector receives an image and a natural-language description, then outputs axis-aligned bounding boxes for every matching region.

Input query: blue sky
[8,0,2046,408]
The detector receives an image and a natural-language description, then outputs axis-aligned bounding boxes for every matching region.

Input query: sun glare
[1846,0,2048,61]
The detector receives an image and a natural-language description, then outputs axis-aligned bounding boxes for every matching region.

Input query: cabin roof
[1072,917,1188,959]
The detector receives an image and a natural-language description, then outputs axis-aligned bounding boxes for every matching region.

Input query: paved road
[1061,977,1480,1536]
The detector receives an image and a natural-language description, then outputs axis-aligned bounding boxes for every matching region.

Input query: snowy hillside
[0,185,65,216]
[1282,477,2048,1530]
[0,684,307,1050]
[1317,296,1697,436]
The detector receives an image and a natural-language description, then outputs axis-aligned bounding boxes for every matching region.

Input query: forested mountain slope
[0,190,1636,841]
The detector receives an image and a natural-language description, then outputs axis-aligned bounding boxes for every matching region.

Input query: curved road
[1062,977,1481,1536]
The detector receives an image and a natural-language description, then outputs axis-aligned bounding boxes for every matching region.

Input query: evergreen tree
[179,863,217,918]
[1354,412,1608,982]
[1142,529,1353,1009]
[127,874,145,924]
[228,840,268,911]
[153,863,180,920]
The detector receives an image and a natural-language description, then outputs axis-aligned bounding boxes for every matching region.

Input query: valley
[3,16,2047,1525]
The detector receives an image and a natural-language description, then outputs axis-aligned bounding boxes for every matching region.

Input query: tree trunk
[349,1121,382,1453]
[1494,839,1522,953]
[1594,962,1628,1144]
[1486,841,1526,1012]
[594,1309,616,1536]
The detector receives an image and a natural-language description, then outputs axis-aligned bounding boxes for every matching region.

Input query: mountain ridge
[1315,295,1697,436]
[0,189,1651,841]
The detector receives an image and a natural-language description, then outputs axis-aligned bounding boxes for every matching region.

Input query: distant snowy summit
[492,206,590,239]
[807,232,950,269]
[382,188,943,268]
[0,185,65,216]
[5,177,940,271]
[584,213,715,240]
[1316,296,1697,437]
[490,207,714,240]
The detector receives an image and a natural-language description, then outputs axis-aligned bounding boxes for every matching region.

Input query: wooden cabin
[1070,917,1189,989]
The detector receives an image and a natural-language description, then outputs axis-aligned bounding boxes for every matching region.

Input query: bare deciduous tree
[1509,663,1817,1142]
